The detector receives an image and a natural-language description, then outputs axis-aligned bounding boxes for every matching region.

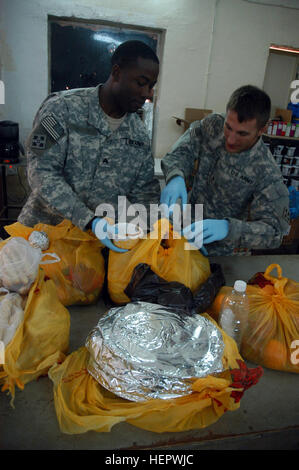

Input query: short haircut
[111,40,159,69]
[226,85,271,129]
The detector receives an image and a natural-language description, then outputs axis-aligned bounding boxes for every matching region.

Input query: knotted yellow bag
[48,315,263,434]
[4,220,105,306]
[108,218,211,304]
[241,264,299,373]
[0,269,70,404]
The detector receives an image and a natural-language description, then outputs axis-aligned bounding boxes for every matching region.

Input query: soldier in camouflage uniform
[161,85,290,256]
[18,41,160,251]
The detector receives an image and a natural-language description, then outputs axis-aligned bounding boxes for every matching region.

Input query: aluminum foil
[28,231,49,251]
[86,302,224,402]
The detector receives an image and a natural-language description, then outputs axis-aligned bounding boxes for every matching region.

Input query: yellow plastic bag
[207,286,234,322]
[48,314,263,435]
[241,264,299,373]
[4,220,105,306]
[0,268,70,403]
[108,218,211,304]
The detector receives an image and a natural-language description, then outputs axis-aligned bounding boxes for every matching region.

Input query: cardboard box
[173,108,213,130]
[274,108,292,123]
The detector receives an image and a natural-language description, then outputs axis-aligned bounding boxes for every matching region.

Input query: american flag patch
[190,125,201,138]
[41,114,64,141]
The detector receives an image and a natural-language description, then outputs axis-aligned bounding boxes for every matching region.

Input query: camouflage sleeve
[161,114,224,184]
[127,146,161,227]
[225,180,290,250]
[26,96,94,230]
[161,121,202,184]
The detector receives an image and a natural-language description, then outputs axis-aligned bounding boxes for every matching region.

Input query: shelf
[263,134,299,141]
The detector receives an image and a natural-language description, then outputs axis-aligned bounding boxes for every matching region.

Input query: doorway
[263,44,299,118]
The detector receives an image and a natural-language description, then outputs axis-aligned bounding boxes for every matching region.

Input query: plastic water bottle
[219,280,249,350]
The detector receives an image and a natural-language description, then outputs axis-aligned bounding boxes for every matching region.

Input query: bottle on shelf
[285,123,291,137]
[219,280,249,350]
[267,122,273,135]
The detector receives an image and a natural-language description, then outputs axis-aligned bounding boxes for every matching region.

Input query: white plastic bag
[0,293,24,346]
[0,237,60,294]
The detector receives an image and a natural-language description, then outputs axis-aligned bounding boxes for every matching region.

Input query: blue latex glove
[182,219,229,249]
[288,186,299,219]
[92,218,128,253]
[202,219,229,243]
[160,176,187,215]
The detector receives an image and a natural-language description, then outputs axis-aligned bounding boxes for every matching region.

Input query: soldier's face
[224,110,265,153]
[112,58,159,113]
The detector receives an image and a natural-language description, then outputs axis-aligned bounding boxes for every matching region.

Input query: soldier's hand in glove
[201,219,229,244]
[92,218,128,253]
[182,219,229,249]
[160,176,187,215]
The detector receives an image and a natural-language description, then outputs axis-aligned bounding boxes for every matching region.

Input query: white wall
[204,0,299,118]
[1,0,299,158]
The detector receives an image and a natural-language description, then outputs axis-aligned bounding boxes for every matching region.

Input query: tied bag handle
[39,252,61,265]
[264,264,283,281]
[148,218,176,267]
[263,264,288,294]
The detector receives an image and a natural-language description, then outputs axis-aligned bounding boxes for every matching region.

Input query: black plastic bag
[124,263,225,315]
[124,263,194,313]
[192,263,226,313]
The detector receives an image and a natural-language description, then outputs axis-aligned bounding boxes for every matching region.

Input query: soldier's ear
[258,123,267,137]
[111,64,121,82]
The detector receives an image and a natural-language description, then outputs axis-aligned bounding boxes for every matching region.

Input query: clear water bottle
[219,280,249,350]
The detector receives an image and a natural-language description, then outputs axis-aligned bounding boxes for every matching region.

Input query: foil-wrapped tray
[86,302,224,402]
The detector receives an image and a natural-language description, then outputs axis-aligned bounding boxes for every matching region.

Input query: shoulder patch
[41,114,64,141]
[190,125,201,138]
[31,134,46,149]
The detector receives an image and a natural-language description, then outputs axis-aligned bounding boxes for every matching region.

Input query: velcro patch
[41,114,64,141]
[31,134,46,149]
[190,125,201,138]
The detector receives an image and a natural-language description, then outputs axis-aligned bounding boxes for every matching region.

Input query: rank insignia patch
[31,134,46,149]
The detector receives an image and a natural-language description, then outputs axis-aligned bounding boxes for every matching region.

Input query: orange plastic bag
[0,269,70,404]
[48,314,263,434]
[241,264,299,373]
[4,220,105,306]
[108,218,211,304]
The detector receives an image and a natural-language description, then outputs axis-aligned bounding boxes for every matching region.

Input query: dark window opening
[48,17,163,140]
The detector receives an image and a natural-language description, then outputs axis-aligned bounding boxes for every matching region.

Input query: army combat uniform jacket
[161,113,290,256]
[18,85,161,230]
